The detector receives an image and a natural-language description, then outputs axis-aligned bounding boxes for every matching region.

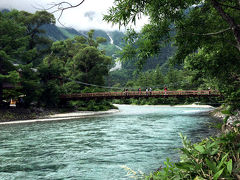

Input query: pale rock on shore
[0,109,120,125]
[211,108,240,133]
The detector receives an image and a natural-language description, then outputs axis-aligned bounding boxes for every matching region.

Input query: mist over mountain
[40,24,125,46]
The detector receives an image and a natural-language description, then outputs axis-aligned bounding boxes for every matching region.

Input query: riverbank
[210,106,240,132]
[0,108,120,125]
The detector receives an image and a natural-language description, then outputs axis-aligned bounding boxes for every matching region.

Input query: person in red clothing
[164,86,167,95]
[138,88,141,95]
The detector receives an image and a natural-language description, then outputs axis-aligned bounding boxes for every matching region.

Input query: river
[0,105,217,179]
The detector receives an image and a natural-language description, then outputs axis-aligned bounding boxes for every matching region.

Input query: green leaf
[227,159,232,174]
[210,147,219,156]
[221,109,231,115]
[194,145,205,153]
[217,153,228,170]
[175,162,194,171]
[213,168,224,180]
[206,159,217,173]
[223,116,230,124]
[206,141,218,149]
[180,148,191,157]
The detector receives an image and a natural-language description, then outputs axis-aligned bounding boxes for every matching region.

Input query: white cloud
[0,0,148,32]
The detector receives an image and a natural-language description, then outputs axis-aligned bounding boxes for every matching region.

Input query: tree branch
[217,2,240,11]
[41,1,86,26]
[190,28,231,36]
[210,0,240,52]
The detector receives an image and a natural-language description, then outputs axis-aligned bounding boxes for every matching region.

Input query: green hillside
[40,24,175,87]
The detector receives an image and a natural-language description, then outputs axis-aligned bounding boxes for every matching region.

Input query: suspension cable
[66,78,191,91]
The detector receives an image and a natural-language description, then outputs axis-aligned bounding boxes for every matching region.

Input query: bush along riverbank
[143,106,240,180]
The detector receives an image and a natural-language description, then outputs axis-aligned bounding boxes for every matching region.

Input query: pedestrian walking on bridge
[164,86,167,95]
[149,87,152,95]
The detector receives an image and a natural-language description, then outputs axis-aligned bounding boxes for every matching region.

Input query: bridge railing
[60,90,220,99]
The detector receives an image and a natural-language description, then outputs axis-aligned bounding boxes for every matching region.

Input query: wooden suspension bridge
[60,90,221,100]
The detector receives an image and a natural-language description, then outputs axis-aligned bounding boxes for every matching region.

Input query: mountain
[40,25,85,41]
[40,24,125,60]
[40,24,124,45]
[40,24,175,75]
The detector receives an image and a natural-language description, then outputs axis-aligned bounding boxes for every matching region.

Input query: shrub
[145,131,240,180]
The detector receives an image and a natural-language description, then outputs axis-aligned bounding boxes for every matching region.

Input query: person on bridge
[125,88,129,96]
[149,87,152,95]
[208,87,211,95]
[138,88,141,95]
[146,88,148,96]
[164,86,167,95]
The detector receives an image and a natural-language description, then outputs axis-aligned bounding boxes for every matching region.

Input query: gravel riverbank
[0,108,120,125]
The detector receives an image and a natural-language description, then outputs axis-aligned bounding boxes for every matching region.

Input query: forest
[0,9,116,111]
[104,0,240,110]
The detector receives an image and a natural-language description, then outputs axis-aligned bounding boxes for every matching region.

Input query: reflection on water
[0,105,217,179]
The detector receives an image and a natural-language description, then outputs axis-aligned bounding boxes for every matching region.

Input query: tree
[72,46,111,85]
[15,10,55,65]
[1,10,55,64]
[153,66,165,89]
[0,11,27,106]
[104,0,240,53]
[38,55,65,107]
[65,31,111,92]
[45,30,112,95]
[18,64,42,107]
[104,0,240,107]
[0,10,55,107]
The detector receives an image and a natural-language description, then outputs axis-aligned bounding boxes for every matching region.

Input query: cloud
[84,11,96,21]
[0,0,148,32]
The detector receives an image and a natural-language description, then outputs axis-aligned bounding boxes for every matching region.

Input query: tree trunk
[211,0,240,51]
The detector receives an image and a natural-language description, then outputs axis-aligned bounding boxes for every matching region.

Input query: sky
[0,0,148,31]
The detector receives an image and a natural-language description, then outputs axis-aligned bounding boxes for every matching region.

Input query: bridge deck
[60,90,221,100]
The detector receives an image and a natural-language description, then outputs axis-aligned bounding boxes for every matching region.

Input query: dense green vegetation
[0,10,114,111]
[108,65,205,91]
[104,0,240,110]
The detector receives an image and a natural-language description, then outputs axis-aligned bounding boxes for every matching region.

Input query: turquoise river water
[0,105,218,180]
